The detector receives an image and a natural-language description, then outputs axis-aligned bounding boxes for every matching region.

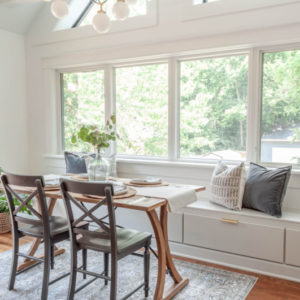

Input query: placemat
[83,188,136,200]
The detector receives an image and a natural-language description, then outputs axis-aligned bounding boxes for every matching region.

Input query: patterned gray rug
[0,241,257,300]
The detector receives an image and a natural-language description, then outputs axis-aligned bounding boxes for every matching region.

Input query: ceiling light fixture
[50,0,139,33]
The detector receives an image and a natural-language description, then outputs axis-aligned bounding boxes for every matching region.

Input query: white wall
[0,29,28,173]
[25,0,300,209]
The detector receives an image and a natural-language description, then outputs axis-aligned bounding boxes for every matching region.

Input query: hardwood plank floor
[1,232,300,299]
[0,232,32,253]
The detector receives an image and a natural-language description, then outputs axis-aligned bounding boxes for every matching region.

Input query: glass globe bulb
[126,0,138,5]
[51,0,69,19]
[112,0,130,21]
[92,11,111,33]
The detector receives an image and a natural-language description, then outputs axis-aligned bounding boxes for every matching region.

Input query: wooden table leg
[160,204,189,300]
[147,209,167,300]
[17,197,65,271]
[147,203,189,300]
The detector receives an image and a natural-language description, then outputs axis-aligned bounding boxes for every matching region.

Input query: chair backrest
[1,173,50,235]
[59,179,117,254]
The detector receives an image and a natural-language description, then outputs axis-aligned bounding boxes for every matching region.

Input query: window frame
[60,66,107,154]
[58,43,300,168]
[113,60,170,160]
[258,45,300,167]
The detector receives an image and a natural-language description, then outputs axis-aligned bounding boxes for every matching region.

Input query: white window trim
[57,43,300,168]
[180,0,300,23]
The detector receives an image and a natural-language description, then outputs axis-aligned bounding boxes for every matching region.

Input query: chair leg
[50,244,55,270]
[8,234,19,290]
[82,249,87,279]
[68,245,78,300]
[41,239,51,300]
[144,245,150,298]
[110,254,117,300]
[104,253,109,286]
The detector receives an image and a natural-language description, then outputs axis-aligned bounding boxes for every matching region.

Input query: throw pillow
[64,152,96,174]
[210,161,246,211]
[243,162,291,217]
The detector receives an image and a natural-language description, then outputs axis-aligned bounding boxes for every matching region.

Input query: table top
[0,178,205,212]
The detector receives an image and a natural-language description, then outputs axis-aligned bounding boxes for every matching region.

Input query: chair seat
[18,216,69,238]
[77,227,152,256]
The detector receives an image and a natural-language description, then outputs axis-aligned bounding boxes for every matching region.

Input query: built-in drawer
[184,213,284,263]
[285,229,300,267]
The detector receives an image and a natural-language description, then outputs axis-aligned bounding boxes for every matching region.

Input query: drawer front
[285,229,300,267]
[184,213,284,262]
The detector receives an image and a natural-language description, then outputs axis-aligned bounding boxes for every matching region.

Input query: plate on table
[83,187,136,200]
[44,174,72,190]
[125,177,169,187]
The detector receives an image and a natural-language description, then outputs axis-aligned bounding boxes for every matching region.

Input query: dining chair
[1,173,88,300]
[60,179,152,300]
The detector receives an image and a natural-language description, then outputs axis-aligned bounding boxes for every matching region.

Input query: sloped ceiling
[0,0,45,34]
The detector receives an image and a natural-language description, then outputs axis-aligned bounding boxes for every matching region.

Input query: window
[115,63,168,157]
[261,50,300,164]
[59,45,300,167]
[79,0,147,27]
[62,70,105,152]
[180,55,248,161]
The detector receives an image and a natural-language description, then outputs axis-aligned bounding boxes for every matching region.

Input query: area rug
[0,241,257,300]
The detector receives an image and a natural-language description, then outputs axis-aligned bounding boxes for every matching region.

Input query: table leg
[147,209,167,300]
[160,204,189,299]
[147,204,189,300]
[17,197,65,271]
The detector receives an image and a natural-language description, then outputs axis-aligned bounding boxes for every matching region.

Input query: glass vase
[88,151,110,182]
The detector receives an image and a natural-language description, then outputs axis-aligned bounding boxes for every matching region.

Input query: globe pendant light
[92,3,111,33]
[50,0,139,33]
[112,0,130,21]
[51,0,69,19]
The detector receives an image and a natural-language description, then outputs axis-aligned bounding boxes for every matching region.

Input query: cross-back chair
[60,179,152,300]
[1,172,87,300]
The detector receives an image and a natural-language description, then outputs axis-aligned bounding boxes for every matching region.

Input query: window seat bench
[176,198,300,282]
[113,194,300,282]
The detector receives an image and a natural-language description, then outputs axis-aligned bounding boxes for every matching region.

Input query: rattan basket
[0,212,11,234]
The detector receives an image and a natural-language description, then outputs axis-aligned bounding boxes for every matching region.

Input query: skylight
[79,0,147,27]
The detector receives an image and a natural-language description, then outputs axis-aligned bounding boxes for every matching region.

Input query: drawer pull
[221,218,239,224]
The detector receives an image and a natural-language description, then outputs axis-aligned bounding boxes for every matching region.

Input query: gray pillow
[64,152,96,174]
[242,162,291,217]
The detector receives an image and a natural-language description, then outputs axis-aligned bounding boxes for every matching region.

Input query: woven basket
[0,212,11,234]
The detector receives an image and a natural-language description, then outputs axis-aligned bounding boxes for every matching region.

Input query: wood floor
[1,233,300,299]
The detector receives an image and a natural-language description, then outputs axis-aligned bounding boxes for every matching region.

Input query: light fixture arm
[90,0,108,13]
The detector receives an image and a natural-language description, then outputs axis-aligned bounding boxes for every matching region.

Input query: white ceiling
[0,0,45,34]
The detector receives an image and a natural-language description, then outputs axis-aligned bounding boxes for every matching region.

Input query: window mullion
[168,58,179,161]
[104,65,116,156]
[247,48,263,163]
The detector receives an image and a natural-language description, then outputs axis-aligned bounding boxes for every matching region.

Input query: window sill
[43,154,300,175]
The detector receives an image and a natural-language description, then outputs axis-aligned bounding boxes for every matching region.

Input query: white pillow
[210,161,246,211]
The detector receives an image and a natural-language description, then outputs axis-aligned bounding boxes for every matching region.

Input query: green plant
[71,114,117,153]
[0,167,9,214]
[0,195,9,214]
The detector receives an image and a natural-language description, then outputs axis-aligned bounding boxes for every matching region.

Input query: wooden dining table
[3,179,205,300]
